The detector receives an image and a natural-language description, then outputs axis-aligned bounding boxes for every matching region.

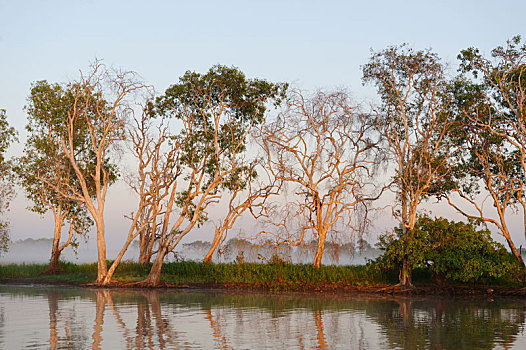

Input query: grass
[2,261,522,290]
[0,261,397,288]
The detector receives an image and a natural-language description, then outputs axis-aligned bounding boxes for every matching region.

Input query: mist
[0,237,381,266]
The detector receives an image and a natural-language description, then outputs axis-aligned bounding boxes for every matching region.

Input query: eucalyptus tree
[121,105,181,266]
[32,63,146,284]
[255,89,382,268]
[362,45,457,286]
[0,109,16,255]
[138,65,286,286]
[444,36,526,266]
[203,161,282,263]
[16,81,98,272]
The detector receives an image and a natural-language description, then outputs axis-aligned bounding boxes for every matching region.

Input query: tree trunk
[139,231,156,264]
[138,236,149,264]
[313,230,327,268]
[45,211,66,274]
[102,234,137,285]
[138,253,151,265]
[498,211,525,267]
[141,245,169,287]
[399,224,413,287]
[95,217,108,284]
[399,257,412,287]
[47,227,62,273]
[204,227,225,263]
[503,231,525,267]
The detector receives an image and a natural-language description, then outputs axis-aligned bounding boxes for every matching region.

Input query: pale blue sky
[1,0,525,250]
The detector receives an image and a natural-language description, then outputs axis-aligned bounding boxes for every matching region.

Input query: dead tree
[255,89,382,268]
[203,162,282,263]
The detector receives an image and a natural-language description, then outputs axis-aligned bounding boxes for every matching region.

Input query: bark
[399,257,413,287]
[497,205,525,267]
[138,227,157,264]
[399,193,414,287]
[204,227,226,263]
[46,218,64,273]
[45,207,74,274]
[102,233,137,285]
[503,230,525,267]
[313,230,327,268]
[94,217,108,284]
[138,236,150,264]
[142,245,169,287]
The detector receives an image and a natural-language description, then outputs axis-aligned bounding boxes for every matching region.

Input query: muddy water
[0,284,524,349]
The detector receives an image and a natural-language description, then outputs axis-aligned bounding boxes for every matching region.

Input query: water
[0,285,524,349]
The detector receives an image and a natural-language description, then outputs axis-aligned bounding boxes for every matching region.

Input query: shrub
[375,217,519,284]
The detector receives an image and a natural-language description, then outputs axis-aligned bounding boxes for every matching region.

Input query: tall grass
[0,261,396,287]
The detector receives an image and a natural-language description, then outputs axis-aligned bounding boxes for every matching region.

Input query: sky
[1,0,526,254]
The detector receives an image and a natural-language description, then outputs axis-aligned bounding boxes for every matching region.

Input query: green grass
[0,261,396,287]
[2,261,522,288]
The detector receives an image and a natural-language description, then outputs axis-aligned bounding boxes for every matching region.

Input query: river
[0,284,524,349]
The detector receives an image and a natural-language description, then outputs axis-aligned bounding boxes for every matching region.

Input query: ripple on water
[0,285,525,349]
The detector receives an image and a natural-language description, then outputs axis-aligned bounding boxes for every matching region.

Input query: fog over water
[0,237,380,266]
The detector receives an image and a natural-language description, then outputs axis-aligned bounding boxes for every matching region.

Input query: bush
[375,217,520,284]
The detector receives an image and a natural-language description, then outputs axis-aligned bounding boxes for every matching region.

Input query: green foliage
[153,65,287,212]
[362,45,460,223]
[0,222,9,255]
[452,36,526,212]
[14,80,122,240]
[375,227,430,273]
[0,110,17,164]
[0,109,17,256]
[375,217,520,284]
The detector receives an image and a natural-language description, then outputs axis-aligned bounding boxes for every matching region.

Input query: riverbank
[1,261,524,296]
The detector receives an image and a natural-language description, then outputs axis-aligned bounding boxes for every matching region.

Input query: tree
[362,45,457,286]
[16,81,95,272]
[34,62,146,284]
[444,36,526,266]
[138,65,286,286]
[123,104,181,266]
[202,162,282,263]
[0,109,16,256]
[255,89,382,268]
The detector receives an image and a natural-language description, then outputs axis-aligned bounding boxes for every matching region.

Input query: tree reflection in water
[45,290,88,350]
[0,285,524,349]
[367,297,526,350]
[205,307,232,350]
[313,309,328,350]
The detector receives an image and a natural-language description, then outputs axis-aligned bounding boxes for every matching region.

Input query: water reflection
[367,297,526,349]
[0,285,524,349]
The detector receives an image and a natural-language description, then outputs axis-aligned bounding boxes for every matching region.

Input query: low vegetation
[0,261,395,289]
[375,217,525,286]
[1,250,523,291]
